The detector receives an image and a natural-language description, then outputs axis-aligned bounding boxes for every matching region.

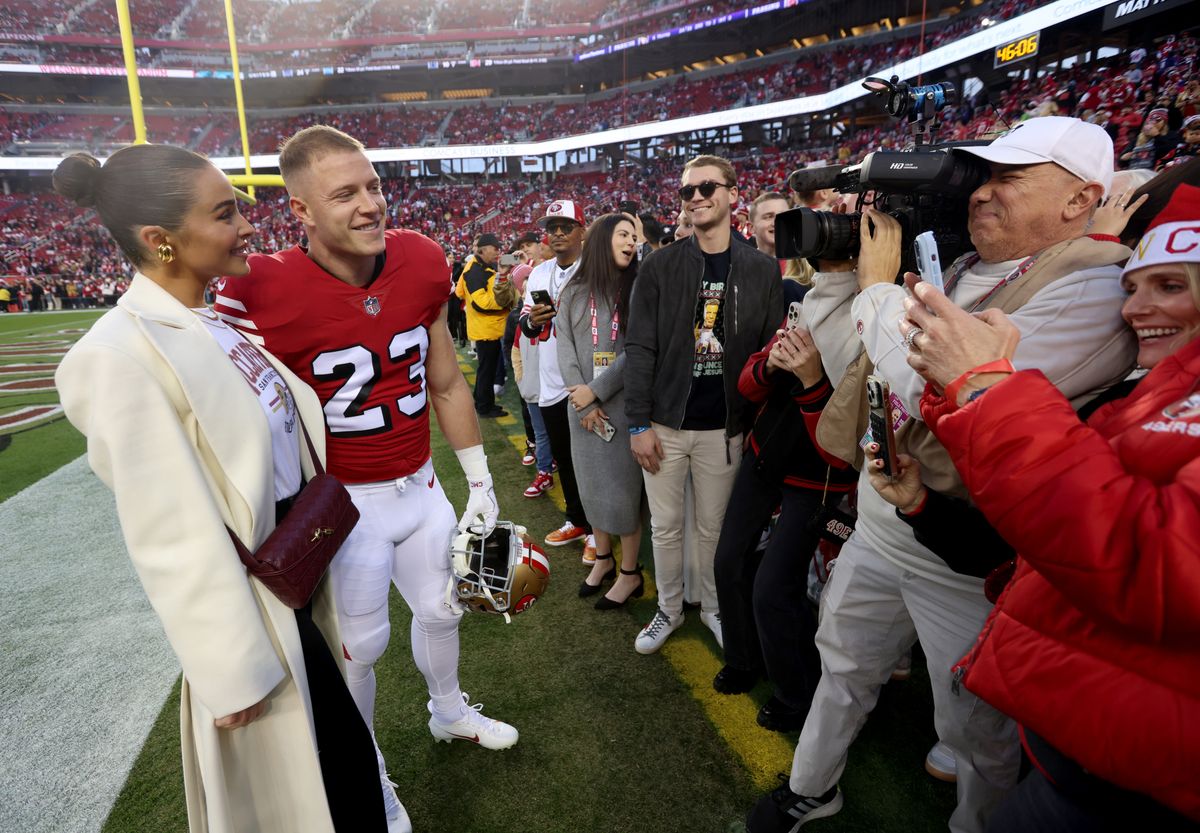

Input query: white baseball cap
[955,116,1114,196]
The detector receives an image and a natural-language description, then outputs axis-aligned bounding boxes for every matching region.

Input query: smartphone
[785,301,803,331]
[866,375,899,480]
[530,289,555,310]
[499,253,520,267]
[618,200,639,216]
[591,416,616,442]
[913,231,943,292]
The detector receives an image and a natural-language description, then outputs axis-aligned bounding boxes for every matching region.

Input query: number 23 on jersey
[311,325,429,437]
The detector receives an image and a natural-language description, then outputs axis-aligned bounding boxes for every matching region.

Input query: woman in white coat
[52,146,389,833]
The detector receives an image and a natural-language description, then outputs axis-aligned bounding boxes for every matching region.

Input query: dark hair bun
[53,153,102,208]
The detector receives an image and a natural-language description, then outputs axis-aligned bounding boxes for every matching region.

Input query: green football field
[0,309,955,832]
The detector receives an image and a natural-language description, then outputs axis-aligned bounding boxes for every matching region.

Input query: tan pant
[791,535,1020,833]
[642,423,741,619]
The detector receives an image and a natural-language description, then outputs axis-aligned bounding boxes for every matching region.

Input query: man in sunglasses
[624,155,784,654]
[519,201,595,556]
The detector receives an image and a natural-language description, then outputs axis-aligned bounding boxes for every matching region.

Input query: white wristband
[454,444,490,481]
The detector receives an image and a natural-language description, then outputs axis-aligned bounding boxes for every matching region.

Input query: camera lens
[775,207,862,261]
[800,209,861,261]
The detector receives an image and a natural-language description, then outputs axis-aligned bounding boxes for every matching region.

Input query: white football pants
[332,458,464,728]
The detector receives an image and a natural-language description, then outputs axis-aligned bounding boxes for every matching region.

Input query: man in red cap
[518,200,594,554]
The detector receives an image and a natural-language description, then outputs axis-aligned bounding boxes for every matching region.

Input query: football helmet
[450,521,550,623]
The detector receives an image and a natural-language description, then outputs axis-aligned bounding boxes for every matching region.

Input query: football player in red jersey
[213,127,515,833]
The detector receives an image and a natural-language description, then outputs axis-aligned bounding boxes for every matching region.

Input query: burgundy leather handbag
[226,420,358,609]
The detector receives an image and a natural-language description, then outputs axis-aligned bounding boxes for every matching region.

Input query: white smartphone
[591,416,616,443]
[785,301,803,331]
[913,231,943,291]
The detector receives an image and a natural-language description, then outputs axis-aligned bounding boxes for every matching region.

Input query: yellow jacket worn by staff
[462,253,508,341]
[55,274,345,833]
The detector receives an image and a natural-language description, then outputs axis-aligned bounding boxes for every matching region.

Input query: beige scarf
[815,236,1131,495]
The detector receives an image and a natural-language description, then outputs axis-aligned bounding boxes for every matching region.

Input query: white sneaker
[635,609,683,654]
[428,692,519,750]
[375,741,412,833]
[925,741,958,783]
[699,610,723,649]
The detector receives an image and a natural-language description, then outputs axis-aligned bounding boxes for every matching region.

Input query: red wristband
[943,359,1015,407]
[1087,233,1121,243]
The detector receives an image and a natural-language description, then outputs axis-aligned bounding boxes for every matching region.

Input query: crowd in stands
[2,37,1195,281]
[0,0,1041,160]
[176,0,277,41]
[1,0,1048,67]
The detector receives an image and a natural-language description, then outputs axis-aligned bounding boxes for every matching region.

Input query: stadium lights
[0,0,1113,174]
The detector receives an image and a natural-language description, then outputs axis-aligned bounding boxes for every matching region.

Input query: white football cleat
[375,739,412,833]
[428,692,519,750]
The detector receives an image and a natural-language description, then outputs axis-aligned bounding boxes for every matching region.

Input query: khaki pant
[791,535,1020,833]
[642,423,741,619]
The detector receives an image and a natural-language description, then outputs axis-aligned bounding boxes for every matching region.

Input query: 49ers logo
[824,518,853,542]
[1163,392,1200,420]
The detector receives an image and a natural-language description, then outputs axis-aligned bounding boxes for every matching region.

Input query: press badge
[593,351,615,378]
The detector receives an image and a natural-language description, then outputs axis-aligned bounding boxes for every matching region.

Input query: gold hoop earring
[156,242,175,264]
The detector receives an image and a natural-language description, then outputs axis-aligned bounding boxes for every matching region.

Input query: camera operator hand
[865,443,926,515]
[900,282,1021,404]
[856,206,903,291]
[528,303,556,327]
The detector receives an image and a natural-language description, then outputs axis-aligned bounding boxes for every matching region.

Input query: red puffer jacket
[923,336,1200,821]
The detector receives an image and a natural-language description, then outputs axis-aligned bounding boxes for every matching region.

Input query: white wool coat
[56,274,342,833]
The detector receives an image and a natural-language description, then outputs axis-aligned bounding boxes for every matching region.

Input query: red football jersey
[214,229,449,483]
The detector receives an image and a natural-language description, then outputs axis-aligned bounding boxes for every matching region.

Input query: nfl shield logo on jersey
[363,296,381,316]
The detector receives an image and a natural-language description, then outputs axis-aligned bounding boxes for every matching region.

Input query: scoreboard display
[993,32,1040,69]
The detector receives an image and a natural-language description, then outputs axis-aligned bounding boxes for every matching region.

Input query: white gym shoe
[374,741,412,833]
[635,608,684,654]
[428,692,519,750]
[925,741,958,783]
[699,610,723,649]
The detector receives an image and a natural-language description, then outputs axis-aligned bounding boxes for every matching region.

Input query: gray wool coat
[556,281,644,536]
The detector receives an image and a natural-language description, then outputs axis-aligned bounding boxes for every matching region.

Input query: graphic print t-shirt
[681,247,730,431]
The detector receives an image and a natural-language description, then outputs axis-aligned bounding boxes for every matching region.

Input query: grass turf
[0,310,102,501]
[0,325,956,832]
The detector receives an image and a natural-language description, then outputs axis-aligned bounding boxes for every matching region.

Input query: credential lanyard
[942,252,1041,313]
[589,293,620,350]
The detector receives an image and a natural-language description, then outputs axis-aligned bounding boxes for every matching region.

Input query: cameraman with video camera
[749,116,1138,833]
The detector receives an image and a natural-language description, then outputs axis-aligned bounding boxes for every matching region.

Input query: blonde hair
[783,257,814,286]
[278,125,364,183]
[682,154,736,188]
[1188,262,1200,319]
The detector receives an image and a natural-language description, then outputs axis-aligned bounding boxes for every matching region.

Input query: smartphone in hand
[530,288,554,310]
[913,231,943,292]
[866,375,899,480]
[591,416,616,442]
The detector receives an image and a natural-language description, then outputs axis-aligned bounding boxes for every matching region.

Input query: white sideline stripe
[0,456,177,833]
[213,294,246,312]
[0,405,63,429]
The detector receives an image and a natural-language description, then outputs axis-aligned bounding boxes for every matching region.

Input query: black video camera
[776,76,990,272]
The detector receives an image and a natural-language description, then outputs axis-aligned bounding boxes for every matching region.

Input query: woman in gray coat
[557,213,646,609]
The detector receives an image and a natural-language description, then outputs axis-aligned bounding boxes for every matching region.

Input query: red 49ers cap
[537,200,585,227]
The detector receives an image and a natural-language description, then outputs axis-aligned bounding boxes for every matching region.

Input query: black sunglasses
[678,181,732,201]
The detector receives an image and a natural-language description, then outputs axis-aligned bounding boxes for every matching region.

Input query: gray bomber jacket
[624,234,784,438]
